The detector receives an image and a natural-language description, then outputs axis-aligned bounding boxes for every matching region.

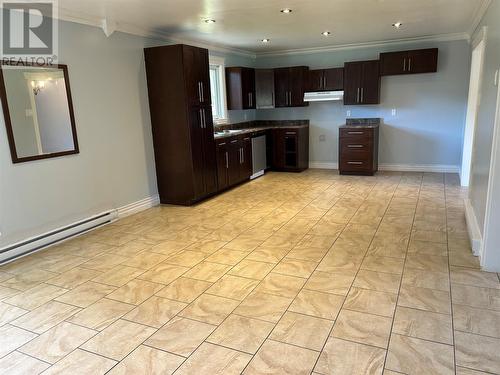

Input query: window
[209,55,228,124]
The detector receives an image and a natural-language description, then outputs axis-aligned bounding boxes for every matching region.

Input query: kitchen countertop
[214,120,309,139]
[339,118,382,129]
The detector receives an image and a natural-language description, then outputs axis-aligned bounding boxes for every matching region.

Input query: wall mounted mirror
[0,63,78,163]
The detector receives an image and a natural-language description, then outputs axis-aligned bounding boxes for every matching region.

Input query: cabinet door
[272,129,285,168]
[284,132,298,168]
[182,46,203,106]
[323,68,344,91]
[274,68,289,108]
[242,68,256,109]
[188,107,205,198]
[216,141,229,190]
[228,138,241,186]
[255,69,275,108]
[200,105,218,195]
[198,48,211,105]
[225,67,244,110]
[343,62,362,105]
[289,67,308,107]
[407,49,438,74]
[240,136,253,179]
[380,51,408,76]
[360,61,380,105]
[307,70,324,91]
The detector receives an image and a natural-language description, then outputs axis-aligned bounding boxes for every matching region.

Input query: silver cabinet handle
[198,82,202,102]
[347,131,364,135]
[225,152,228,169]
[347,161,364,165]
[403,58,406,72]
[408,58,412,72]
[271,92,274,106]
[241,148,244,163]
[323,76,327,89]
[199,109,204,128]
[218,142,226,146]
[250,93,253,106]
[285,131,297,135]
[231,139,238,143]
[361,87,364,103]
[319,76,322,89]
[347,144,364,148]
[201,82,204,102]
[357,88,360,103]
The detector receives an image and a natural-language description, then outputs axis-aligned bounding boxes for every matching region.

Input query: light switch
[346,110,351,117]
[25,109,33,117]
[391,109,397,116]
[319,135,326,142]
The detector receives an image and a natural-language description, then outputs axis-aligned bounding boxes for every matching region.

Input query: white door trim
[481,69,500,271]
[461,27,487,186]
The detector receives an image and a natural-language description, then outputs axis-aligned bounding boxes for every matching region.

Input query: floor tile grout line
[380,172,419,373]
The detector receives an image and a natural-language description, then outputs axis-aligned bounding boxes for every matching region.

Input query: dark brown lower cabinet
[215,135,253,191]
[339,125,379,176]
[272,127,309,172]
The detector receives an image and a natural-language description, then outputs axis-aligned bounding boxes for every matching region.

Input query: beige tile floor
[1,170,499,375]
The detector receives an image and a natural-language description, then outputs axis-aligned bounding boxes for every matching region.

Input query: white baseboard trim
[309,162,460,174]
[117,194,160,219]
[0,194,160,264]
[309,162,338,169]
[464,198,483,257]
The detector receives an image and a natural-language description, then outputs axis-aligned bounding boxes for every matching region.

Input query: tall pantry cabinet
[144,44,218,205]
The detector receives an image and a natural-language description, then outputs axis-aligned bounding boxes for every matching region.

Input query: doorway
[461,30,486,186]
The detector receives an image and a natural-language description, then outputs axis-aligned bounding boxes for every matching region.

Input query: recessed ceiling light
[322,31,331,36]
[392,22,403,29]
[261,38,270,43]
[204,19,216,24]
[280,8,292,13]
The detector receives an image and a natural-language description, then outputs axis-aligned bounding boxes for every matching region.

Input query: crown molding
[255,32,471,57]
[469,0,492,36]
[56,7,469,59]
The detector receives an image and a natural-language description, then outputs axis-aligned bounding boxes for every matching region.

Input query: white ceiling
[58,0,488,54]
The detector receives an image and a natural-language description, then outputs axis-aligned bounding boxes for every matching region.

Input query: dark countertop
[214,120,309,139]
[340,118,382,129]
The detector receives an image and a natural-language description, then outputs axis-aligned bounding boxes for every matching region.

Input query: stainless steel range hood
[303,90,344,102]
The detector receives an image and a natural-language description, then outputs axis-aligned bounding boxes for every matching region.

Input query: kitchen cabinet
[255,69,275,108]
[225,67,256,110]
[274,66,309,108]
[307,68,344,91]
[272,127,309,172]
[380,48,438,76]
[144,44,217,205]
[339,125,379,176]
[344,60,380,105]
[215,134,253,191]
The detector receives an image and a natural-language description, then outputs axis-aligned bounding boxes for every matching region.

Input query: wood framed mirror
[0,63,79,163]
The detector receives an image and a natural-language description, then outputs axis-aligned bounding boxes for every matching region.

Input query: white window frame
[209,55,228,125]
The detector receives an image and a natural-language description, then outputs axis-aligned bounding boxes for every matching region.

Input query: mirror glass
[1,64,78,163]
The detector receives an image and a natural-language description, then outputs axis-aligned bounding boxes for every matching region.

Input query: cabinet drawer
[340,128,373,139]
[340,140,372,154]
[340,159,373,171]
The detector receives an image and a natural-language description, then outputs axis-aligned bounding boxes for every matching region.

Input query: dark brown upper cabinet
[274,66,309,108]
[344,60,381,105]
[255,69,275,109]
[380,48,438,76]
[225,67,256,110]
[307,68,344,91]
[144,44,217,205]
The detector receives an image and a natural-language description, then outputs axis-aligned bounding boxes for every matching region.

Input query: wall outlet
[319,135,326,142]
[346,110,351,117]
[25,109,33,117]
[391,109,397,116]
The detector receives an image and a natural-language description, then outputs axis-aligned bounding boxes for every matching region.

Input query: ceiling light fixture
[322,31,331,36]
[261,38,270,43]
[204,19,216,24]
[392,22,403,29]
[280,8,292,13]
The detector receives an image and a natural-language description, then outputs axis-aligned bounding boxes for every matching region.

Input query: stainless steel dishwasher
[251,135,267,179]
